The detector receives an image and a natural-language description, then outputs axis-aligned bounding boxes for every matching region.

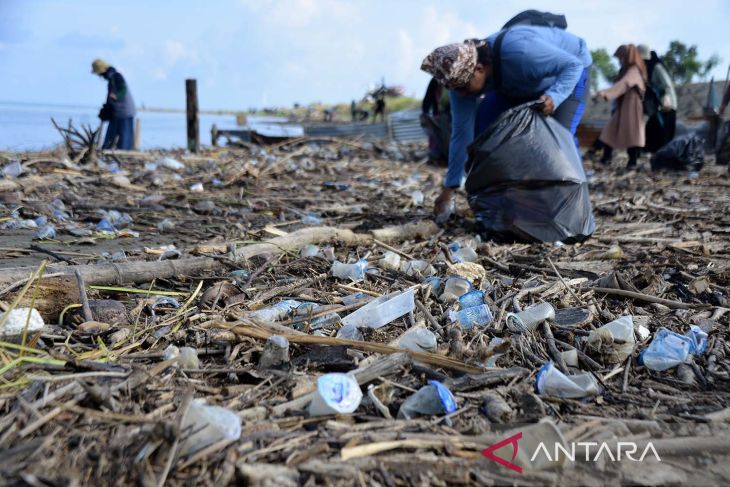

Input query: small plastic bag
[536,361,599,398]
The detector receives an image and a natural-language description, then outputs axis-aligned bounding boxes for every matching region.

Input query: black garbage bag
[465,103,596,243]
[650,134,705,171]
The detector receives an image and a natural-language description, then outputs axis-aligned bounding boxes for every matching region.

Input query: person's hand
[433,187,456,216]
[595,91,608,101]
[537,95,555,115]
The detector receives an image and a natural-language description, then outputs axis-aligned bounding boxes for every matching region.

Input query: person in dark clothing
[372,93,386,123]
[92,58,136,150]
[638,45,677,152]
[421,78,451,164]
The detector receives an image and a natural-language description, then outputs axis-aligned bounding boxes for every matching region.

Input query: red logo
[481,432,523,473]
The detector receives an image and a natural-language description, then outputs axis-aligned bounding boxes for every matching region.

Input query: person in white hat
[92,58,136,150]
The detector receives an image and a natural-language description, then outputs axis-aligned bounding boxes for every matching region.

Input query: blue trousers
[103,117,134,150]
[475,67,591,148]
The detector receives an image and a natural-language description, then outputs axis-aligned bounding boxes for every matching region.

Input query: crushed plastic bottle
[449,304,493,329]
[179,400,241,457]
[258,335,290,369]
[506,302,555,332]
[250,300,301,322]
[341,288,415,329]
[379,251,401,271]
[639,327,706,371]
[331,259,368,282]
[587,316,636,363]
[398,327,438,353]
[458,290,484,309]
[434,199,455,225]
[399,259,436,278]
[439,277,472,303]
[34,224,56,240]
[398,380,457,419]
[308,373,362,416]
[536,361,600,398]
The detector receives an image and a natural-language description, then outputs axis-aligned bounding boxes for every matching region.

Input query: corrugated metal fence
[303,110,426,143]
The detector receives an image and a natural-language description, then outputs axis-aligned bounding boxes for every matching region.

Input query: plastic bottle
[458,290,484,309]
[639,328,693,371]
[506,302,555,332]
[397,381,457,419]
[331,259,368,282]
[398,327,438,353]
[439,277,472,303]
[308,373,363,416]
[449,304,493,329]
[587,316,636,363]
[258,335,290,369]
[250,300,301,322]
[536,361,599,398]
[180,400,241,457]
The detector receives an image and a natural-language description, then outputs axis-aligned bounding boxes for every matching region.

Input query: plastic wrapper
[536,361,599,398]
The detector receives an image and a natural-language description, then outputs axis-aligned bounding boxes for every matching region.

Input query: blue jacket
[102,67,136,119]
[445,26,591,188]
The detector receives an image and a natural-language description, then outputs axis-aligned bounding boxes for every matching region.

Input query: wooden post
[133,118,141,150]
[186,79,199,153]
[211,124,218,147]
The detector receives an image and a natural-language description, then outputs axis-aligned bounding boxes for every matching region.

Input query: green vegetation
[661,41,721,85]
[590,48,618,91]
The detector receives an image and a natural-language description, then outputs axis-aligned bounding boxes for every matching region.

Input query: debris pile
[0,141,729,484]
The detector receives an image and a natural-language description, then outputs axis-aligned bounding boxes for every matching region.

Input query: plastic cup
[506,302,555,332]
[308,373,363,416]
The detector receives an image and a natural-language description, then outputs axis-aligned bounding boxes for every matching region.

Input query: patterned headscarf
[421,41,478,89]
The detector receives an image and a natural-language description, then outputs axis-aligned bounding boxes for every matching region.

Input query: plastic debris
[155,156,185,171]
[434,199,455,225]
[398,380,457,419]
[178,347,200,369]
[301,213,322,225]
[341,288,415,329]
[190,182,204,192]
[536,361,600,398]
[336,324,363,341]
[449,304,493,329]
[1,160,24,178]
[308,373,362,416]
[439,277,472,303]
[587,316,636,363]
[378,251,401,271]
[399,259,436,278]
[250,300,301,322]
[258,335,290,369]
[458,290,484,309]
[0,308,45,338]
[331,259,368,282]
[300,244,321,258]
[506,302,555,332]
[34,224,56,240]
[410,190,424,206]
[639,326,707,371]
[398,327,438,353]
[180,401,241,457]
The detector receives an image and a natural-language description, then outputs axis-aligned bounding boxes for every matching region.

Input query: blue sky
[1,0,728,111]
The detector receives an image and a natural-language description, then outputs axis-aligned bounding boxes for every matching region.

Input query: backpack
[494,11,568,92]
[502,10,568,30]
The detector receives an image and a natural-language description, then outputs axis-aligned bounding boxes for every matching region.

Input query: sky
[1,0,728,111]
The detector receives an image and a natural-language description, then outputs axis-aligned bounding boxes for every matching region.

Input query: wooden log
[0,257,223,290]
[186,79,199,153]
